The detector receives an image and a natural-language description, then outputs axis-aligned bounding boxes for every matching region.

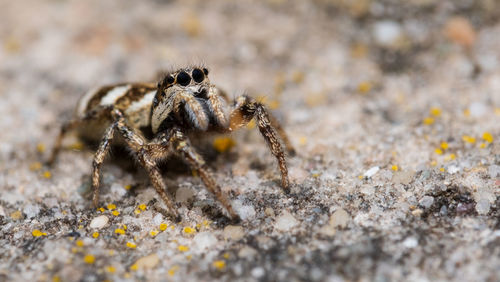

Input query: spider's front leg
[168,128,240,220]
[109,110,179,220]
[228,95,292,191]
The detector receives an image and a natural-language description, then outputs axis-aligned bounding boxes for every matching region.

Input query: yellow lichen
[76,240,84,247]
[357,81,372,94]
[159,223,168,231]
[482,132,493,143]
[430,160,437,166]
[391,165,399,171]
[98,207,105,212]
[105,266,116,273]
[168,265,179,276]
[29,162,42,171]
[439,167,445,172]
[68,141,84,150]
[178,245,189,252]
[440,142,449,150]
[183,227,195,234]
[42,171,52,179]
[138,204,147,211]
[130,264,138,271]
[430,107,441,117]
[10,210,22,220]
[134,209,141,215]
[479,143,487,149]
[223,253,230,259]
[36,143,46,153]
[123,224,127,230]
[423,117,435,125]
[126,242,137,249]
[444,154,456,161]
[150,230,159,237]
[213,137,236,153]
[114,228,125,235]
[92,232,99,238]
[83,254,95,264]
[435,148,443,155]
[213,260,226,270]
[107,204,116,210]
[111,210,120,216]
[463,109,471,117]
[462,135,476,144]
[32,229,47,237]
[124,185,132,190]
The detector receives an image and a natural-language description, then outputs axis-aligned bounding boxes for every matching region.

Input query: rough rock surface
[0,0,499,281]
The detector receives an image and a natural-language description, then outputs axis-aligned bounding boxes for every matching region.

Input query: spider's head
[157,67,209,89]
[152,67,213,133]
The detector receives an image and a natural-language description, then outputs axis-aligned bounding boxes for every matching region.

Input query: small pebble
[134,253,159,270]
[223,225,245,241]
[329,208,350,228]
[23,204,40,219]
[193,232,217,250]
[90,215,109,229]
[275,211,299,232]
[475,199,490,215]
[364,166,380,178]
[419,196,434,209]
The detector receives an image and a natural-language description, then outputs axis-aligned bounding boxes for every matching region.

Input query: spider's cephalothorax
[48,67,295,221]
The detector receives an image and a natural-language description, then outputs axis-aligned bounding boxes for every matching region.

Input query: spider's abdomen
[76,83,157,141]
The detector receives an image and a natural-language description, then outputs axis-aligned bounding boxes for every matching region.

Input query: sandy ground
[0,0,499,281]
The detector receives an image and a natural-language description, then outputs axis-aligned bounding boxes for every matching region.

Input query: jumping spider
[49,67,295,221]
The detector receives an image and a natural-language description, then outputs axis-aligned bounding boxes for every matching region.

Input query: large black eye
[176,71,191,86]
[192,68,205,83]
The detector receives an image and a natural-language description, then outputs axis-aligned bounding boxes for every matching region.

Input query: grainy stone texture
[0,0,499,281]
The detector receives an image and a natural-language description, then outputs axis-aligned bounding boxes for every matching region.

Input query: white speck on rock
[110,183,126,198]
[488,165,500,178]
[153,213,163,226]
[448,165,460,174]
[251,267,265,278]
[364,166,380,178]
[89,215,109,229]
[194,232,218,250]
[402,237,418,248]
[469,102,487,117]
[329,208,350,228]
[373,21,402,47]
[223,225,245,241]
[419,196,434,209]
[275,211,299,232]
[232,199,256,220]
[476,199,490,215]
[23,204,40,219]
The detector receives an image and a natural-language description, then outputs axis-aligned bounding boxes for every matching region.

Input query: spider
[48,67,295,221]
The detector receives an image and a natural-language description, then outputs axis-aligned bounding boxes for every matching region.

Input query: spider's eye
[203,68,209,75]
[166,75,175,84]
[192,68,205,83]
[176,71,191,86]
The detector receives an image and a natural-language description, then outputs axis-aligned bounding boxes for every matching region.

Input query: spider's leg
[267,113,296,156]
[229,95,290,191]
[169,129,240,220]
[110,110,179,220]
[48,105,112,165]
[91,121,117,208]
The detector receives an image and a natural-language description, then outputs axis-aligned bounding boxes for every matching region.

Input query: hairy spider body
[49,67,294,221]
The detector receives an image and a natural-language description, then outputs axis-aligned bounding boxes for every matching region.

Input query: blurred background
[0,0,499,281]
